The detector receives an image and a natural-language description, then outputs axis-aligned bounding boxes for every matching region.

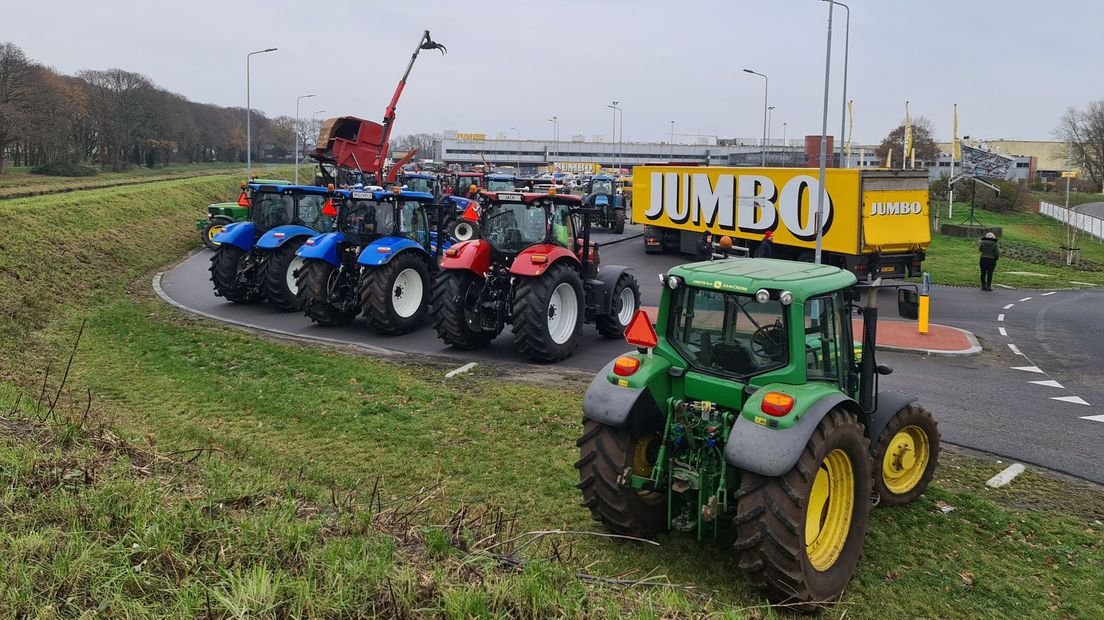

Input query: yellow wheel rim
[881,425,930,495]
[805,448,855,572]
[632,434,660,477]
[208,225,225,242]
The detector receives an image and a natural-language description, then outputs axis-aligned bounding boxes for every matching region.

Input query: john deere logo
[714,280,723,288]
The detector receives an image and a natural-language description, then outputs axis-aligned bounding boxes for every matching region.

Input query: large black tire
[359,252,431,335]
[201,217,233,251]
[263,239,307,312]
[511,261,584,362]
[575,419,666,538]
[595,273,641,339]
[210,245,262,304]
[296,259,360,326]
[871,404,940,507]
[734,408,872,609]
[431,270,495,350]
[611,208,626,234]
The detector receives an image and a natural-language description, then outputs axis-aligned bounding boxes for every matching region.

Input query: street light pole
[823,0,850,167]
[607,101,620,171]
[510,127,520,170]
[547,116,559,164]
[670,120,675,159]
[295,94,315,185]
[743,69,769,166]
[767,106,775,165]
[246,47,277,179]
[782,122,788,167]
[814,1,835,264]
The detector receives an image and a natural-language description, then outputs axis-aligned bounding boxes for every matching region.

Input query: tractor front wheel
[595,273,640,339]
[210,245,261,304]
[201,217,232,251]
[431,270,495,349]
[575,420,666,538]
[511,261,583,362]
[611,208,626,234]
[872,404,940,507]
[360,252,431,335]
[296,260,360,326]
[263,239,307,312]
[734,408,872,610]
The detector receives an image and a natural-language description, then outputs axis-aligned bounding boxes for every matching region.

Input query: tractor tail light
[531,254,547,264]
[760,392,795,417]
[612,356,641,377]
[445,246,459,257]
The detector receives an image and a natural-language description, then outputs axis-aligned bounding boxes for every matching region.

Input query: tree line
[0,41,324,173]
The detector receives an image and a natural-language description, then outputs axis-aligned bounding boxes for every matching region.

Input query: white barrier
[1039,201,1104,241]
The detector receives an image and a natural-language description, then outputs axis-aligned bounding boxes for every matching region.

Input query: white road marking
[444,362,478,378]
[986,463,1025,489]
[1019,297,1033,302]
[1080,414,1104,423]
[1003,304,1015,310]
[1051,395,1091,406]
[1070,281,1095,286]
[997,313,1005,322]
[995,283,1015,289]
[998,327,1008,336]
[1008,344,1023,355]
[1042,291,1056,296]
[1011,365,1045,373]
[1029,379,1065,388]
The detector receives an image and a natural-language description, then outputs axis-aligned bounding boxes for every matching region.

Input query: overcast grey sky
[4,0,1101,144]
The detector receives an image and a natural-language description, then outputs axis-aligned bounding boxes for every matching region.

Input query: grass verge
[0,163,288,199]
[0,179,1101,617]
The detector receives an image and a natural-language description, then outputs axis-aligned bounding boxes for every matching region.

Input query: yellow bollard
[918,271,931,335]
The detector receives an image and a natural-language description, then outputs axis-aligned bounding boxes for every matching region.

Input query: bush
[29,162,98,177]
[968,178,1032,213]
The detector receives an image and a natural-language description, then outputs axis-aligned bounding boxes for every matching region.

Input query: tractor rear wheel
[734,408,872,610]
[296,260,360,326]
[210,245,261,304]
[575,420,666,538]
[359,252,430,335]
[449,219,480,242]
[871,404,939,507]
[431,270,495,349]
[201,217,232,251]
[611,208,626,234]
[263,239,307,312]
[595,273,640,338]
[511,261,583,362]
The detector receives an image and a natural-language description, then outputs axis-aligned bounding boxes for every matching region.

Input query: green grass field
[926,199,1104,288]
[0,162,290,199]
[0,178,1101,617]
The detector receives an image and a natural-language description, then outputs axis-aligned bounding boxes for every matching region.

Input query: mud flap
[725,393,853,477]
[582,359,664,437]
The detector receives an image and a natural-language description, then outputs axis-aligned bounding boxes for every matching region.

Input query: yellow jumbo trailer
[633,166,931,278]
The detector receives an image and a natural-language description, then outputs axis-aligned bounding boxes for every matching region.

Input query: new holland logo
[643,172,835,241]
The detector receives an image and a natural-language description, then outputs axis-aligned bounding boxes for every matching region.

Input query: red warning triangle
[322,198,337,217]
[625,309,658,349]
[236,191,250,207]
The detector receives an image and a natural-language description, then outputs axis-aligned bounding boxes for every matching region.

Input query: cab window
[804,293,846,383]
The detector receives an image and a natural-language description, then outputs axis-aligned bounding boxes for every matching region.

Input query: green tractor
[196,179,291,250]
[577,259,939,608]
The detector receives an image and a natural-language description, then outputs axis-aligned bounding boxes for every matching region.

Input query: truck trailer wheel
[296,259,360,326]
[431,270,495,349]
[263,239,307,312]
[210,245,262,304]
[734,408,872,610]
[359,252,431,335]
[595,273,640,338]
[575,419,666,538]
[511,261,583,362]
[611,208,626,234]
[201,216,233,251]
[871,404,940,507]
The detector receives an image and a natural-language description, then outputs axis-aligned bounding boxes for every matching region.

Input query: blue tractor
[209,183,335,310]
[400,172,442,201]
[583,174,626,234]
[295,188,451,334]
[484,173,516,192]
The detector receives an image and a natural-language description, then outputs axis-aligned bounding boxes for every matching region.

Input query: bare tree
[875,117,940,166]
[0,42,34,172]
[391,133,441,158]
[1055,102,1104,192]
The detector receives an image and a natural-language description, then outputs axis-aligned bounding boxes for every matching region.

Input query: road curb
[877,324,983,357]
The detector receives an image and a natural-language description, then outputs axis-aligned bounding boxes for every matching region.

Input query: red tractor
[431,191,641,362]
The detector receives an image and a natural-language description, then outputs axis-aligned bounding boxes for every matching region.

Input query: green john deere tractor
[577,258,939,609]
[197,179,291,250]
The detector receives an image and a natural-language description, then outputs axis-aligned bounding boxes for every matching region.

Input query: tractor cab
[400,173,441,200]
[476,191,597,275]
[342,189,440,249]
[448,172,484,197]
[246,184,335,236]
[587,175,615,198]
[483,173,516,192]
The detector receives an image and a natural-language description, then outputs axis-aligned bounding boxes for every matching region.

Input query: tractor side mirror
[897,288,919,320]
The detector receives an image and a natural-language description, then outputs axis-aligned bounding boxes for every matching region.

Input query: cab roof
[249,183,332,195]
[485,173,515,180]
[668,258,857,299]
[479,191,582,205]
[403,173,436,180]
[335,189,434,201]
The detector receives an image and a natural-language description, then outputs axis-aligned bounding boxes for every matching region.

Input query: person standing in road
[694,231,714,262]
[978,231,999,291]
[754,230,775,258]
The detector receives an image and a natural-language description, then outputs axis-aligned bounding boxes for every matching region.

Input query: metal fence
[1039,201,1104,241]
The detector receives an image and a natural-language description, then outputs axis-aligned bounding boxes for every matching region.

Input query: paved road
[159,234,1104,482]
[1076,201,1104,220]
